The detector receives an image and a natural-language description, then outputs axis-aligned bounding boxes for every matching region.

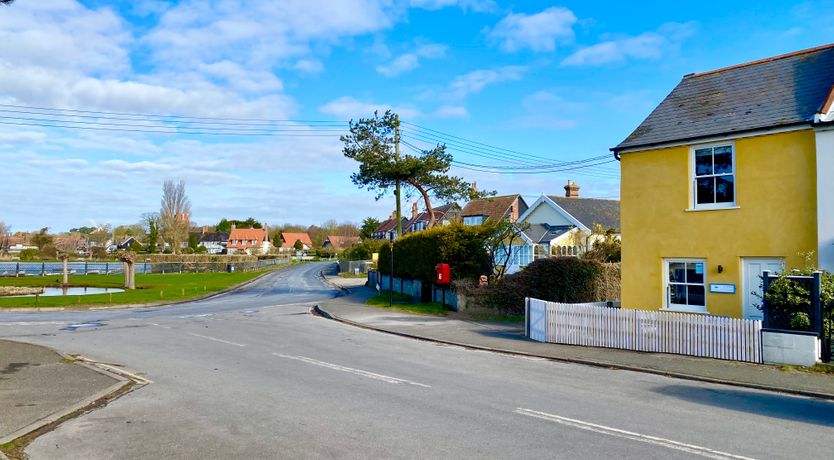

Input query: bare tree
[117,251,136,289]
[159,180,191,254]
[0,221,9,255]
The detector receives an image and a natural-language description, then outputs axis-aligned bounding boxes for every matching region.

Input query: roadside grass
[338,272,368,279]
[778,363,834,375]
[0,268,280,309]
[367,291,448,316]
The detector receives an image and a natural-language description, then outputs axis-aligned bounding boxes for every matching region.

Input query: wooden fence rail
[525,298,762,363]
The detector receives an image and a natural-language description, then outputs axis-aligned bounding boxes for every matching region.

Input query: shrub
[377,222,491,282]
[342,239,384,261]
[765,269,833,332]
[457,258,621,315]
[19,248,38,261]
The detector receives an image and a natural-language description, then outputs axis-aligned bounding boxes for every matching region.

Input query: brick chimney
[510,202,519,222]
[202,225,208,235]
[390,210,397,220]
[564,180,580,198]
[412,202,419,220]
[231,223,236,232]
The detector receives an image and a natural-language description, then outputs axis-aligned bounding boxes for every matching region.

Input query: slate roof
[613,43,834,151]
[547,196,621,232]
[373,217,408,235]
[523,224,573,244]
[406,203,461,230]
[199,231,229,243]
[461,195,527,222]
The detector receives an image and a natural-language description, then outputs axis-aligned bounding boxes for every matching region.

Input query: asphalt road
[1,262,832,459]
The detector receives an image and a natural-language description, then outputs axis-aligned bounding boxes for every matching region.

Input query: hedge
[377,222,492,282]
[456,258,621,315]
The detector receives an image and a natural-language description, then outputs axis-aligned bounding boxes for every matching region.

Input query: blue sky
[1,0,833,232]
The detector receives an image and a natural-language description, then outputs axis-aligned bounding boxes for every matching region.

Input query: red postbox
[436,263,451,285]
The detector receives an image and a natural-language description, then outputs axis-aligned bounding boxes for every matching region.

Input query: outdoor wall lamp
[717,265,724,274]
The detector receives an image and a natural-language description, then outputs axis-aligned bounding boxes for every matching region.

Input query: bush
[457,258,621,315]
[377,222,492,282]
[765,270,833,332]
[342,239,385,261]
[19,248,38,261]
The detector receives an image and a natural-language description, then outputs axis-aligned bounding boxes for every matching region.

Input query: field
[0,270,273,309]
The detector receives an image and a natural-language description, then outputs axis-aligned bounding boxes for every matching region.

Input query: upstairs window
[463,215,485,226]
[692,144,735,209]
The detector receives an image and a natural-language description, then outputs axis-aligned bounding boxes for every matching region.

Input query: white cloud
[488,7,577,53]
[293,59,325,74]
[376,42,447,77]
[562,22,697,67]
[319,96,422,119]
[0,131,47,145]
[145,0,399,69]
[410,0,496,12]
[448,65,526,98]
[199,60,284,93]
[434,105,468,118]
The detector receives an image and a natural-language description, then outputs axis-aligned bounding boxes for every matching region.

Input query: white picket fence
[525,298,762,363]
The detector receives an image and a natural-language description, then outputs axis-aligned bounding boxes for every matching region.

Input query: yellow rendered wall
[620,129,818,317]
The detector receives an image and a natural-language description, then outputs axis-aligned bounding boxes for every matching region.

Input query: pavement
[0,340,124,445]
[0,263,831,459]
[318,276,834,400]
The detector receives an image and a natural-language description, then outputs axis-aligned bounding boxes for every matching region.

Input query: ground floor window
[664,259,707,313]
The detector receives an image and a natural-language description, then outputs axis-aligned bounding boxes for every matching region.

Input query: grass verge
[778,363,834,375]
[367,290,448,316]
[0,268,280,309]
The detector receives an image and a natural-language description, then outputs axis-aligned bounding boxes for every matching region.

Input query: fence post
[761,271,771,329]
[813,271,823,336]
[84,261,88,275]
[41,261,45,276]
[15,262,19,277]
[105,262,109,275]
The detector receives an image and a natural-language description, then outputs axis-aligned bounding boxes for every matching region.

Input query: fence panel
[526,297,762,363]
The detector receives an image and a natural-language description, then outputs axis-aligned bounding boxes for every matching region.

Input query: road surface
[1,262,831,459]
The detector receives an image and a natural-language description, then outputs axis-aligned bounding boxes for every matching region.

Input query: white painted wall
[761,330,820,366]
[816,127,834,271]
[523,203,572,226]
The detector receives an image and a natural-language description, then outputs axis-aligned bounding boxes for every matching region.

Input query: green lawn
[367,291,448,316]
[0,270,274,308]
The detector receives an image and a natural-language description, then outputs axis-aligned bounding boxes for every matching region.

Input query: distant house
[371,211,409,240]
[5,235,37,254]
[198,230,229,254]
[404,202,461,233]
[460,194,527,226]
[116,237,139,250]
[227,225,271,255]
[500,181,620,273]
[322,235,360,252]
[280,232,313,252]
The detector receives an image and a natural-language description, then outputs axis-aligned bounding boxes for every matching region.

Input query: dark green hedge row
[377,222,492,282]
[457,257,619,315]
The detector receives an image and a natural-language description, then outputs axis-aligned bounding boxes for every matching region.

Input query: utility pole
[394,114,402,238]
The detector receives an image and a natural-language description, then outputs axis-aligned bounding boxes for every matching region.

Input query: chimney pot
[564,180,580,198]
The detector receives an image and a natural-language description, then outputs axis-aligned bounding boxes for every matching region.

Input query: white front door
[742,258,784,320]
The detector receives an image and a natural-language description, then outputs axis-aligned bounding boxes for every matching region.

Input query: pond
[7,287,125,297]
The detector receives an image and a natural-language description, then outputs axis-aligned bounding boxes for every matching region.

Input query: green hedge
[457,258,620,315]
[377,222,491,282]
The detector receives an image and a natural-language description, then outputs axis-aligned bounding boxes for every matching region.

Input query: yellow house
[611,44,834,319]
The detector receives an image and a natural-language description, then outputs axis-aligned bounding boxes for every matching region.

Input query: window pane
[669,263,686,283]
[670,284,687,305]
[687,285,706,306]
[713,147,733,174]
[695,149,713,176]
[686,263,704,284]
[696,177,714,204]
[715,175,734,203]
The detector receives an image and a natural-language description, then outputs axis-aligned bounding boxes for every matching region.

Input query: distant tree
[216,217,262,232]
[216,218,231,233]
[188,232,199,252]
[159,180,191,254]
[1,1,15,5]
[0,221,9,254]
[360,217,380,240]
[70,226,96,235]
[293,239,304,251]
[142,213,160,253]
[19,248,37,261]
[31,227,53,251]
[91,247,108,260]
[88,224,112,248]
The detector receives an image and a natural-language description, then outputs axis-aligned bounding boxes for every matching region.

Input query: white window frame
[663,258,708,313]
[689,141,737,211]
[463,215,485,226]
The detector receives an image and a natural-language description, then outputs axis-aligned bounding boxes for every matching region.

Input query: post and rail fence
[0,259,289,277]
[526,298,763,363]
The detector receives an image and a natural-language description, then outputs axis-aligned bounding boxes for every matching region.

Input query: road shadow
[653,384,834,426]
[473,329,529,341]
